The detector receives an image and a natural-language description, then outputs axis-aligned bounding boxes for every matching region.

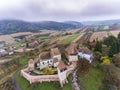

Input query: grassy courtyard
[16,73,72,90]
[60,34,80,44]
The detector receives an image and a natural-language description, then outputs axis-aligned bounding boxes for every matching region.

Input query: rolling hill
[0,20,83,34]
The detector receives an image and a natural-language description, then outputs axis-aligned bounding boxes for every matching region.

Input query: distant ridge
[82,19,120,26]
[0,20,83,34]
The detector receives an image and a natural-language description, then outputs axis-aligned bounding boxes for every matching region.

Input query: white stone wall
[53,62,59,67]
[53,54,61,61]
[21,69,59,84]
[78,52,93,63]
[69,55,78,62]
[57,68,67,81]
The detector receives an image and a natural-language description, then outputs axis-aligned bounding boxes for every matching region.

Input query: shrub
[42,67,54,75]
[100,56,111,65]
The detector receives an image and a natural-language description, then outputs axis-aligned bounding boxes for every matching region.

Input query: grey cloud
[80,4,120,16]
[0,0,120,21]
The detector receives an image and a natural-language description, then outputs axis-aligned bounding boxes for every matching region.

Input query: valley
[0,21,120,90]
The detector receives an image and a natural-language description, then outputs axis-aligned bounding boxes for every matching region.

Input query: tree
[100,56,111,65]
[117,32,120,40]
[77,58,90,75]
[42,67,54,75]
[94,51,102,61]
[26,42,29,48]
[94,41,102,52]
[109,40,118,57]
[112,53,120,68]
[104,35,117,47]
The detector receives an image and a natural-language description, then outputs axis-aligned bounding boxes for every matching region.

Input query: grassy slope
[60,34,80,44]
[19,55,29,66]
[16,73,72,90]
[79,62,105,90]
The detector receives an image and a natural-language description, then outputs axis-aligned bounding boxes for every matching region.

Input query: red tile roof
[67,43,78,55]
[51,48,60,56]
[57,61,66,70]
[39,52,51,60]
[79,47,92,54]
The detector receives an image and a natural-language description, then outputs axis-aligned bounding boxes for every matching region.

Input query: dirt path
[76,32,93,43]
[72,33,85,43]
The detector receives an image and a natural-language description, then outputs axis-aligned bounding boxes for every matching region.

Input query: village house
[67,43,78,62]
[9,46,16,51]
[0,48,9,57]
[0,41,5,48]
[36,48,61,70]
[51,48,61,61]
[26,40,41,48]
[88,42,96,48]
[37,52,56,70]
[78,47,93,63]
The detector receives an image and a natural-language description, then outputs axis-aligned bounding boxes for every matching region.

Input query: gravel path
[71,63,81,90]
[72,70,81,90]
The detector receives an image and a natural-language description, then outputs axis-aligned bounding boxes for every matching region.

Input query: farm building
[78,47,93,63]
[0,49,9,57]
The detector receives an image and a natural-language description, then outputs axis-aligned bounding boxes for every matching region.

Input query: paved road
[12,70,21,90]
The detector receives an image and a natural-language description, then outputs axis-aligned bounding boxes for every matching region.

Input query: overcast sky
[0,0,120,22]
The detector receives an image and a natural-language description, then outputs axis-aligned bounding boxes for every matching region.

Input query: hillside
[0,20,83,34]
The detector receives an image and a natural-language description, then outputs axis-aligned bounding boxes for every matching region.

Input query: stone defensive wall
[21,69,59,84]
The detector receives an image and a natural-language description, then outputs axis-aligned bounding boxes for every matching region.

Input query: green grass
[78,62,105,90]
[60,34,80,44]
[16,73,72,90]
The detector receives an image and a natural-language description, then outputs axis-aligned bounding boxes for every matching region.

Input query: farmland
[59,34,80,44]
[0,30,57,44]
[90,30,120,41]
[110,30,120,37]
[90,31,108,41]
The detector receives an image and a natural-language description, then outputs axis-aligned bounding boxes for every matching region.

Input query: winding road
[13,70,21,90]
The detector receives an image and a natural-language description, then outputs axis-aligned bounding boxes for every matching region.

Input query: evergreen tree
[104,35,117,47]
[94,41,102,52]
[109,41,118,57]
[117,32,120,40]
